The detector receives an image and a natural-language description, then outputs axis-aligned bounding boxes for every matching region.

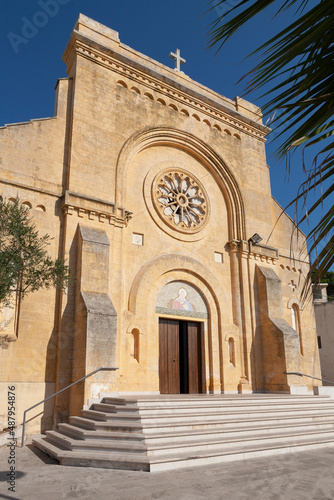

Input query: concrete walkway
[1,442,334,500]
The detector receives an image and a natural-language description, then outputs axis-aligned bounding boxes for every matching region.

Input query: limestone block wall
[255,266,302,391]
[268,198,321,384]
[0,79,71,431]
[0,199,60,431]
[0,78,70,191]
[0,382,55,435]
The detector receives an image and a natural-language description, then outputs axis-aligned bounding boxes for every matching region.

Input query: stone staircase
[32,394,334,471]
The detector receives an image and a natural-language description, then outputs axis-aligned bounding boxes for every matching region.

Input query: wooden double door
[159,318,204,394]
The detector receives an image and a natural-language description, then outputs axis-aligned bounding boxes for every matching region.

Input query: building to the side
[0,14,321,433]
[314,284,334,384]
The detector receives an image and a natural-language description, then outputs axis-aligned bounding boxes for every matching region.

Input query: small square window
[214,252,223,263]
[132,233,144,246]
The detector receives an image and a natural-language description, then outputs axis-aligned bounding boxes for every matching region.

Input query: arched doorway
[156,281,208,394]
[128,255,228,394]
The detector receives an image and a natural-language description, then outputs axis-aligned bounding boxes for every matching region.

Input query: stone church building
[0,15,322,434]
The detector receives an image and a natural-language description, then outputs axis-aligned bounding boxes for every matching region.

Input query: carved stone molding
[287,297,303,310]
[240,240,278,265]
[62,191,131,227]
[152,168,209,234]
[227,240,241,253]
[67,37,268,142]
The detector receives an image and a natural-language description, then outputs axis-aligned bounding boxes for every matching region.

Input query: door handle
[173,359,176,362]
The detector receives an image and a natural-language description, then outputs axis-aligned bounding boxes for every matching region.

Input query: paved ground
[1,442,334,500]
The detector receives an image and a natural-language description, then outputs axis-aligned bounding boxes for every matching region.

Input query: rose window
[152,169,209,232]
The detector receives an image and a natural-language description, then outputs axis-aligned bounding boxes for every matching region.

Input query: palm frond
[208,0,334,276]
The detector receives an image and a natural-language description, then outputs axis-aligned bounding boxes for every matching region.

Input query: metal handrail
[285,371,334,386]
[21,366,118,447]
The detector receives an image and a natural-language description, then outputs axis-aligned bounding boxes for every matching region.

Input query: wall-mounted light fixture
[249,233,263,245]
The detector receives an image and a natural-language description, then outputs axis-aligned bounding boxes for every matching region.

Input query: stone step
[102,397,127,406]
[58,423,145,441]
[69,416,143,432]
[103,395,331,405]
[33,436,151,471]
[69,413,334,434]
[46,427,334,456]
[82,410,141,421]
[92,403,117,413]
[45,431,147,454]
[148,436,334,472]
[58,420,334,444]
[102,401,334,415]
[32,395,334,472]
[81,406,334,425]
[33,432,334,472]
[148,429,334,457]
[141,413,334,434]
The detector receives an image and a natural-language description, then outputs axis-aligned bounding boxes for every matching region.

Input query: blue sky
[0,0,329,262]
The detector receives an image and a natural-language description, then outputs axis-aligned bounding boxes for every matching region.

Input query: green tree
[312,270,334,301]
[209,0,333,278]
[323,271,334,301]
[0,198,70,320]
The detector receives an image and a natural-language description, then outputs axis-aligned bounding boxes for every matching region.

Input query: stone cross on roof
[169,48,186,72]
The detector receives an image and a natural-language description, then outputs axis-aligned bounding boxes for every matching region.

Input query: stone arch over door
[156,281,208,394]
[128,253,231,393]
[115,127,246,242]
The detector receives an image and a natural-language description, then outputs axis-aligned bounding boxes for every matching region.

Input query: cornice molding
[240,240,278,265]
[64,31,269,142]
[62,191,132,227]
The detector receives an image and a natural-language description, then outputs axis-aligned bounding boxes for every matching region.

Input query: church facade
[0,15,321,433]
